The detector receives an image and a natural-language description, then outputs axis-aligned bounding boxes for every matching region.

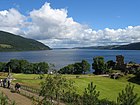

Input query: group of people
[0,78,21,92]
[0,78,11,88]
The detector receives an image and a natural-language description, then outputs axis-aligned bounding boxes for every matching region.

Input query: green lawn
[12,73,140,103]
[71,76,140,101]
[12,73,41,88]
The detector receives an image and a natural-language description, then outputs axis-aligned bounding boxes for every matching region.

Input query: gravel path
[0,86,33,105]
[0,86,65,105]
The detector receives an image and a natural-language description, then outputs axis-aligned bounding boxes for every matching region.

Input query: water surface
[0,49,140,70]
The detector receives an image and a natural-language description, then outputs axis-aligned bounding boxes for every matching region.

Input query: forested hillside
[113,42,140,50]
[74,43,140,50]
[0,31,51,51]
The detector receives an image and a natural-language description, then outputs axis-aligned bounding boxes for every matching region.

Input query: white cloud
[0,2,140,48]
[0,8,25,34]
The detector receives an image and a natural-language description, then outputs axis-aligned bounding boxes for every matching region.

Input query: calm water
[0,49,140,70]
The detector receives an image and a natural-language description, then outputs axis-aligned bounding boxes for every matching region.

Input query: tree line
[58,56,140,80]
[57,56,116,75]
[0,59,49,74]
[0,57,139,80]
[58,60,90,74]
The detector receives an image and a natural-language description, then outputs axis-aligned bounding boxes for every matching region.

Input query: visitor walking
[0,79,3,87]
[15,83,21,93]
[3,78,7,88]
[7,79,11,88]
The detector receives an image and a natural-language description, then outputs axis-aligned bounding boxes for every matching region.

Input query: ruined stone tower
[115,55,126,70]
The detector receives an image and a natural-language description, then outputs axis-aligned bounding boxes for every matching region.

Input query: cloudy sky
[0,0,140,48]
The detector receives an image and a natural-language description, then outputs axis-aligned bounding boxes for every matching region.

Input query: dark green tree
[83,82,100,105]
[135,68,140,79]
[106,60,115,69]
[18,60,29,73]
[0,62,6,72]
[58,60,90,74]
[117,84,140,105]
[73,62,82,74]
[58,64,75,74]
[81,60,90,74]
[99,98,116,105]
[6,59,20,73]
[37,62,49,74]
[92,56,106,74]
[129,61,136,64]
[32,63,38,74]
[62,91,81,104]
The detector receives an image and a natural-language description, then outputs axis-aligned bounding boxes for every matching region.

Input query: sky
[0,0,140,48]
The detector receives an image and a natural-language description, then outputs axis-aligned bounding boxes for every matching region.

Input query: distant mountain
[113,42,140,50]
[0,31,51,51]
[74,42,140,50]
[74,45,119,50]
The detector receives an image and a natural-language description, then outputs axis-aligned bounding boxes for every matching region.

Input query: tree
[58,60,90,74]
[6,59,21,73]
[99,98,116,105]
[0,62,6,72]
[73,62,82,74]
[58,64,75,74]
[18,60,29,73]
[135,68,140,79]
[81,60,90,74]
[117,84,140,105]
[0,92,16,105]
[62,91,80,104]
[6,59,31,73]
[83,82,100,105]
[48,63,56,74]
[106,60,115,69]
[39,75,75,104]
[37,62,49,74]
[67,64,75,74]
[92,56,105,74]
[0,92,8,105]
[32,63,38,74]
[129,61,136,64]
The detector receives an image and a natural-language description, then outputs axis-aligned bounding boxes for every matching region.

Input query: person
[3,78,7,88]
[7,79,11,89]
[0,79,2,87]
[15,83,21,93]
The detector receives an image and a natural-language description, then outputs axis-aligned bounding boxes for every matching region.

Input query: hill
[74,45,119,49]
[0,31,51,51]
[112,42,140,50]
[74,42,140,50]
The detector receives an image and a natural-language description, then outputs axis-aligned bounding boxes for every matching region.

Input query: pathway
[0,86,65,105]
[0,86,33,105]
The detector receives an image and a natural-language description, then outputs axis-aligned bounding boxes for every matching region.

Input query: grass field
[10,73,140,103]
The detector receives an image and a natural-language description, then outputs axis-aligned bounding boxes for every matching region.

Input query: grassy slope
[74,76,140,100]
[12,74,140,102]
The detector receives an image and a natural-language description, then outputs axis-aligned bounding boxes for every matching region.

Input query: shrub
[83,82,100,105]
[117,84,140,105]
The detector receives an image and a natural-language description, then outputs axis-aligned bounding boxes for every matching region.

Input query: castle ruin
[115,55,126,70]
